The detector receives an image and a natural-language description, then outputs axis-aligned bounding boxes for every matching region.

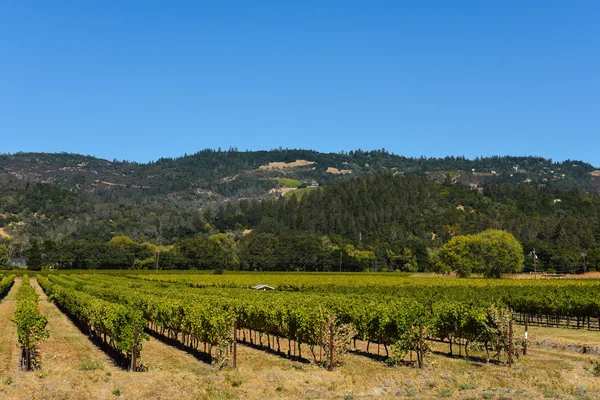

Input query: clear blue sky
[1,1,598,165]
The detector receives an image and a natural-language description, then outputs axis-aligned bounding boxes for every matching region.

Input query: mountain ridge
[1,149,598,198]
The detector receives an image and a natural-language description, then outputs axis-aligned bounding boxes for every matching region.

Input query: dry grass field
[0,278,598,399]
[259,160,316,170]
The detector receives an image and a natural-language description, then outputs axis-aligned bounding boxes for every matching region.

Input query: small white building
[251,284,274,291]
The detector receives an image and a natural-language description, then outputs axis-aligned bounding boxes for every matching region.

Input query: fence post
[523,320,528,356]
[328,321,334,371]
[508,319,513,368]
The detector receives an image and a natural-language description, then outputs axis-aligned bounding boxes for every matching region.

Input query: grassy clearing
[440,171,460,178]
[285,186,319,199]
[273,177,303,188]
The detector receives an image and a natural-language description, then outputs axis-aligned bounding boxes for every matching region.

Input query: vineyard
[32,272,600,368]
[0,271,599,399]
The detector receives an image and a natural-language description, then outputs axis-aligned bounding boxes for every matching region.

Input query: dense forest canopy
[0,149,599,272]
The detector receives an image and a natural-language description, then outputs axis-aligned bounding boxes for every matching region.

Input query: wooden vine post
[418,324,424,369]
[130,326,139,372]
[319,323,323,363]
[232,322,237,368]
[508,319,513,368]
[24,330,31,372]
[328,320,334,371]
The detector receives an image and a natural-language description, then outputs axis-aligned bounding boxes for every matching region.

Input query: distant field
[272,177,303,187]
[284,186,319,198]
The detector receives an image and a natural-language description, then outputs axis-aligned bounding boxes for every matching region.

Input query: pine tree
[27,238,43,271]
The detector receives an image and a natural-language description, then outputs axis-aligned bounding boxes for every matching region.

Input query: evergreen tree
[0,243,11,270]
[27,238,43,271]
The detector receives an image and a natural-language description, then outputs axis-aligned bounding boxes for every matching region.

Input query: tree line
[2,171,600,273]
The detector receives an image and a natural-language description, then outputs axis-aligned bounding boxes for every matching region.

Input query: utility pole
[581,253,587,274]
[339,251,342,273]
[155,217,163,273]
[531,249,537,278]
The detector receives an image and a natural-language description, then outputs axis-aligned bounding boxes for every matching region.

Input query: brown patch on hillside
[0,227,10,238]
[195,188,216,196]
[242,229,252,236]
[268,187,297,196]
[95,180,151,189]
[326,167,352,175]
[259,160,315,170]
[589,170,600,177]
[222,174,239,182]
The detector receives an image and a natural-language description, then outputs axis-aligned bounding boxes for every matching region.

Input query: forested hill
[1,149,599,200]
[1,149,599,272]
[211,173,600,272]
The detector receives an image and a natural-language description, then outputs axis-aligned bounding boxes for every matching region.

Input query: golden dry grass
[326,167,352,174]
[516,324,600,347]
[259,160,316,170]
[0,279,21,372]
[515,272,600,279]
[0,334,598,399]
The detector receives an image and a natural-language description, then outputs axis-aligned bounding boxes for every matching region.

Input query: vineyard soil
[0,278,20,372]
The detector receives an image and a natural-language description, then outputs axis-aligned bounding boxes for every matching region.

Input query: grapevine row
[44,273,525,367]
[37,275,146,371]
[13,275,48,370]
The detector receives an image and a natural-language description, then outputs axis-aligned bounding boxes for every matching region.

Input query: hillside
[1,149,599,273]
[1,150,598,199]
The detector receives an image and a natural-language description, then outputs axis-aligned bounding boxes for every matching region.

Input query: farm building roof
[251,284,274,290]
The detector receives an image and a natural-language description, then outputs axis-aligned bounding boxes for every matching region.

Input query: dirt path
[30,277,117,372]
[31,276,48,300]
[0,278,21,372]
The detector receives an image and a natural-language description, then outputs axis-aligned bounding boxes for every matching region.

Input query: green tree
[27,238,43,270]
[400,248,418,272]
[238,233,277,271]
[207,233,240,270]
[430,229,524,278]
[0,243,11,270]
